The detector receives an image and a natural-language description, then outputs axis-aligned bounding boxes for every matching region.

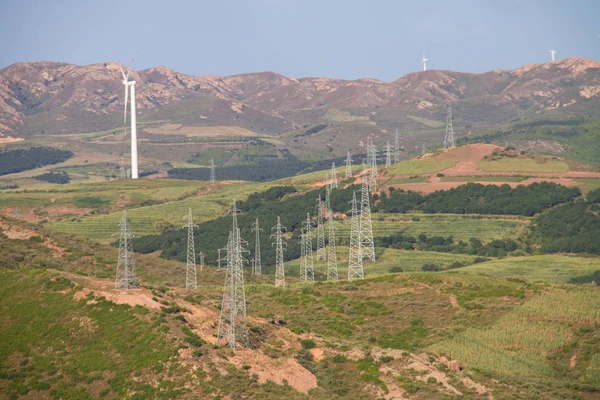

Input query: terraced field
[477,158,570,173]
[385,159,457,176]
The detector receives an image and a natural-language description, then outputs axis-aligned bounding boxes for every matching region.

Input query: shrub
[299,339,316,349]
[389,266,404,273]
[421,263,441,272]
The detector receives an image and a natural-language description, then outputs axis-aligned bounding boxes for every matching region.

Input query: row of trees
[377,182,580,216]
[0,147,73,176]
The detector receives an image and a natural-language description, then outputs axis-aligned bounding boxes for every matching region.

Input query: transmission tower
[385,141,392,169]
[330,162,338,189]
[14,207,19,220]
[348,192,364,280]
[444,103,455,149]
[119,155,126,179]
[359,175,376,262]
[271,216,287,288]
[115,210,139,289]
[394,128,401,163]
[316,197,326,261]
[210,158,216,183]
[300,213,315,281]
[326,211,338,281]
[252,218,262,275]
[217,201,249,351]
[369,143,378,193]
[183,208,199,289]
[345,150,353,178]
[325,185,332,217]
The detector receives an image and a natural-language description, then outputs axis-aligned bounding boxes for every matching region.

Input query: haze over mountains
[1,58,599,140]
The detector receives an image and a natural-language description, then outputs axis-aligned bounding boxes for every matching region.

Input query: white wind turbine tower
[421,53,429,71]
[549,48,557,62]
[119,57,139,179]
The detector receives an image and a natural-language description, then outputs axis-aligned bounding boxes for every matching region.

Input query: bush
[421,264,441,272]
[389,266,404,273]
[299,339,316,349]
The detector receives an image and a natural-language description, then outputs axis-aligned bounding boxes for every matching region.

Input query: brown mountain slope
[0,58,599,138]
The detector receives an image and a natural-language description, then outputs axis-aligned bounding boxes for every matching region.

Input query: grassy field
[573,178,600,191]
[477,158,570,173]
[385,159,457,176]
[49,180,270,241]
[440,176,528,182]
[385,177,430,184]
[434,286,600,381]
[407,115,445,128]
[456,254,600,283]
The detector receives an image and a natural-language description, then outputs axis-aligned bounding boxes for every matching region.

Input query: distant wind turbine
[549,48,557,62]
[421,53,429,71]
[119,55,139,180]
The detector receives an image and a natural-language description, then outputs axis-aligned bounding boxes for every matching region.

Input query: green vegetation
[33,171,71,184]
[478,158,569,173]
[0,147,73,176]
[440,176,527,182]
[385,159,457,176]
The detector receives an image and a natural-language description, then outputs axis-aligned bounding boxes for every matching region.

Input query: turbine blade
[123,84,128,124]
[118,64,127,81]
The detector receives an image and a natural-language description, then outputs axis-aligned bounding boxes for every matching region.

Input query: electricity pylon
[271,216,287,288]
[300,213,315,281]
[369,143,378,193]
[348,192,363,280]
[183,208,198,289]
[359,175,376,262]
[217,201,249,351]
[394,128,401,163]
[119,155,126,179]
[210,158,216,183]
[385,141,392,168]
[330,162,338,189]
[115,210,139,289]
[345,150,353,178]
[444,103,455,149]
[252,218,262,275]
[316,197,326,261]
[326,211,338,281]
[325,185,332,216]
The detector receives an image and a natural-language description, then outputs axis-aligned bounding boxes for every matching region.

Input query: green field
[385,177,430,184]
[440,176,528,183]
[385,159,457,176]
[477,158,569,173]
[456,254,600,283]
[573,178,600,191]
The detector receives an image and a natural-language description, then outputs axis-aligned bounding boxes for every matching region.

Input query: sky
[1,0,599,81]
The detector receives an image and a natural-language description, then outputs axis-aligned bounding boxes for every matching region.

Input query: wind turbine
[119,56,139,179]
[421,53,428,71]
[549,48,557,62]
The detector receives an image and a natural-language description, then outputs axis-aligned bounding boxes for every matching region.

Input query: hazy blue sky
[1,0,599,81]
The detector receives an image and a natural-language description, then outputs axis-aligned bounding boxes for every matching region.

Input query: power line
[345,150,353,178]
[385,140,391,169]
[326,210,338,281]
[252,218,262,275]
[300,213,315,282]
[316,196,326,261]
[183,208,199,289]
[347,191,363,280]
[394,128,401,164]
[369,142,378,193]
[444,103,455,150]
[330,162,338,189]
[271,216,287,288]
[359,175,376,262]
[216,201,249,351]
[115,210,139,289]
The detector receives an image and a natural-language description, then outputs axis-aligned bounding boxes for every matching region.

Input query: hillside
[1,58,599,164]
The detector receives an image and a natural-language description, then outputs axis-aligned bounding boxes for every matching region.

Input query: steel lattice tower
[300,213,315,281]
[252,218,262,275]
[119,155,126,179]
[444,103,455,150]
[385,141,392,168]
[271,216,287,288]
[217,201,249,351]
[359,175,376,262]
[330,162,338,189]
[348,192,363,280]
[394,128,401,163]
[316,197,326,261]
[183,208,199,289]
[369,143,378,193]
[345,150,353,178]
[325,185,332,215]
[326,211,338,281]
[210,158,216,183]
[115,210,139,289]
